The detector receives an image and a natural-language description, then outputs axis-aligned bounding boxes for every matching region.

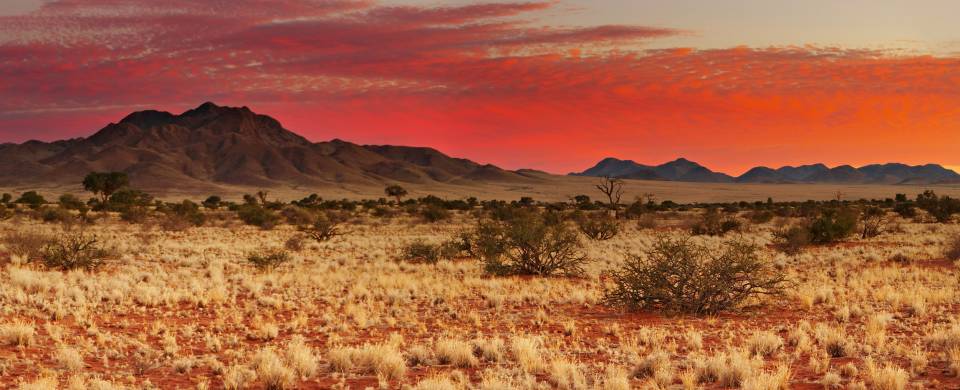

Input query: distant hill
[572,157,733,183]
[574,158,960,185]
[0,102,539,192]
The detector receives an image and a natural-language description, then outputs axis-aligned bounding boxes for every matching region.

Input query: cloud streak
[1,0,959,174]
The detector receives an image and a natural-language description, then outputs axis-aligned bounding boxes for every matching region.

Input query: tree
[202,196,222,210]
[83,172,129,204]
[595,176,624,207]
[384,185,408,204]
[255,190,269,206]
[859,206,888,238]
[15,191,46,209]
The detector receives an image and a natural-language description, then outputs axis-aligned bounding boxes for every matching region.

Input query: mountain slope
[0,103,537,191]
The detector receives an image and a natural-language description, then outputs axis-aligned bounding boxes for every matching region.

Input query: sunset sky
[2,0,959,175]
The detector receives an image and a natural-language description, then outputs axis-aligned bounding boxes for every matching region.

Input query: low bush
[946,234,960,261]
[772,225,811,255]
[402,240,442,264]
[281,205,315,226]
[247,249,291,271]
[473,209,589,277]
[420,205,451,223]
[304,212,344,242]
[745,210,775,224]
[40,232,111,271]
[603,236,789,315]
[15,191,46,209]
[808,208,857,244]
[690,208,741,236]
[40,206,74,224]
[237,204,279,229]
[576,212,619,241]
[1,230,55,262]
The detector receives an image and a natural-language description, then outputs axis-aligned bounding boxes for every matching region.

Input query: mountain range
[0,102,541,192]
[2,103,957,196]
[573,157,960,185]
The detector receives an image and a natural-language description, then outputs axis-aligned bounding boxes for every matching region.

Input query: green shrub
[603,236,789,315]
[202,196,222,210]
[237,204,279,229]
[246,249,291,271]
[402,240,442,264]
[808,208,857,244]
[58,194,86,210]
[107,189,153,212]
[15,191,46,209]
[162,200,205,229]
[473,209,588,277]
[303,212,344,242]
[120,206,149,223]
[40,232,111,271]
[576,212,619,240]
[420,205,451,223]
[39,207,75,224]
[746,210,774,224]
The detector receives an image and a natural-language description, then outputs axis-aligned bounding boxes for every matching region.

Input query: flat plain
[1,196,959,389]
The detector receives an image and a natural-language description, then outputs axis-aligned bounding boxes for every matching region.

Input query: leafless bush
[576,212,619,240]
[40,232,111,271]
[603,236,789,315]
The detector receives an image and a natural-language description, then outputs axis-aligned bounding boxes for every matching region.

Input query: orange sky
[1,1,959,175]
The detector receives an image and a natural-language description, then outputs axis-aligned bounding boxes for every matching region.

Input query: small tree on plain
[385,185,408,204]
[83,172,129,204]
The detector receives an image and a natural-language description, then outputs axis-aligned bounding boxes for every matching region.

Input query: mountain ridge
[0,102,539,192]
[573,157,960,185]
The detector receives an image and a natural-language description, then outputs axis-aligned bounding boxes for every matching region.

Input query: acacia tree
[385,185,408,204]
[82,172,129,204]
[595,176,624,208]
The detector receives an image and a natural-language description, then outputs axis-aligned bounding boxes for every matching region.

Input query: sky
[1,0,959,175]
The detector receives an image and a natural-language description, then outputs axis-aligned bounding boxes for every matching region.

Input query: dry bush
[474,210,589,277]
[402,240,442,264]
[772,225,811,255]
[39,231,111,271]
[946,233,960,261]
[328,343,406,380]
[435,339,478,368]
[303,212,344,242]
[576,212,619,240]
[246,248,291,271]
[1,230,54,262]
[0,320,35,346]
[690,208,741,236]
[603,236,789,315]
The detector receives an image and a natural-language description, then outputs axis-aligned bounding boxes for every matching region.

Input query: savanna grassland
[1,184,960,390]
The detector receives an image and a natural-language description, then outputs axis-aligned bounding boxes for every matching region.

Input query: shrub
[120,205,149,223]
[15,191,46,209]
[40,232,111,271]
[946,234,960,261]
[473,209,589,277]
[576,212,619,241]
[808,208,857,244]
[40,206,74,224]
[1,230,54,262]
[161,200,205,229]
[637,214,658,230]
[746,210,774,224]
[237,204,279,229]
[772,225,811,255]
[420,204,451,223]
[0,204,11,220]
[106,188,153,212]
[281,205,315,226]
[691,208,741,236]
[246,249,291,271]
[402,240,442,264]
[303,212,344,242]
[859,206,887,238]
[603,236,789,315]
[202,196,222,210]
[58,194,86,210]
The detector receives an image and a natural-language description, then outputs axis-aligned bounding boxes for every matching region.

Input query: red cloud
[1,1,959,174]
